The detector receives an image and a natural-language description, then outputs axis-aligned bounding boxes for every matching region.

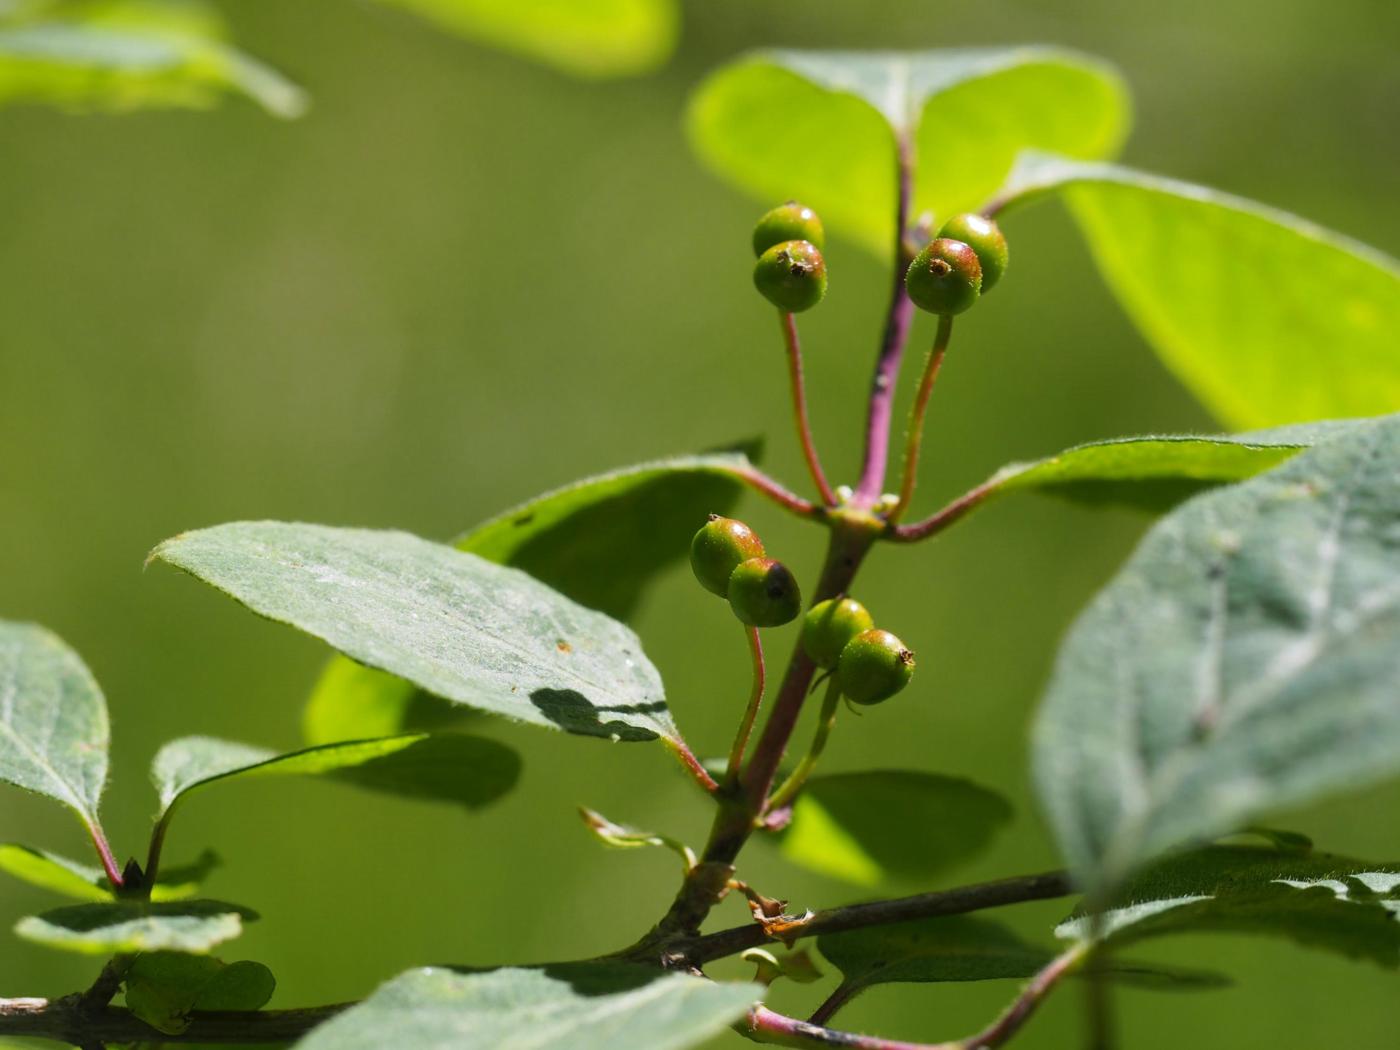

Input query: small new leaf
[124,952,275,1034]
[16,899,256,954]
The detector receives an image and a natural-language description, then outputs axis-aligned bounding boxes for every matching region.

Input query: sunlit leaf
[151,522,673,742]
[293,964,760,1050]
[304,449,753,744]
[372,0,677,79]
[0,843,217,902]
[16,898,255,954]
[690,48,1126,255]
[0,621,108,828]
[0,0,306,117]
[775,771,1012,886]
[151,733,520,821]
[998,153,1400,428]
[1034,414,1400,890]
[1058,845,1400,969]
[124,952,275,1034]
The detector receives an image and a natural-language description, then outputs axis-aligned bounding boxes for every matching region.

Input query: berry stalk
[780,310,837,505]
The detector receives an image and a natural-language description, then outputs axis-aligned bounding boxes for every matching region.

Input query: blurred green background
[2,0,1397,1046]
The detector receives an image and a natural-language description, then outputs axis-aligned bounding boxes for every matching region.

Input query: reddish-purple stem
[887,477,1002,543]
[747,1006,955,1049]
[734,466,823,520]
[724,625,767,788]
[960,944,1087,1049]
[86,821,124,890]
[853,135,916,508]
[781,311,838,506]
[663,735,719,794]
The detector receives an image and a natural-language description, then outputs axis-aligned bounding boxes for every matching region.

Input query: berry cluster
[689,515,801,627]
[750,200,1008,319]
[802,597,914,705]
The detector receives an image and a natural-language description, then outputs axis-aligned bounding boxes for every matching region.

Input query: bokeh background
[2,0,1398,1046]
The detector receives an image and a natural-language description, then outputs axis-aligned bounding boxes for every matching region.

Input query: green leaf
[0,843,217,902]
[0,0,307,117]
[1033,414,1400,890]
[998,153,1400,428]
[293,964,760,1050]
[16,899,256,954]
[775,771,1012,886]
[371,0,677,79]
[304,449,753,744]
[151,733,520,821]
[0,621,109,828]
[124,952,275,1034]
[689,48,1126,255]
[151,522,673,743]
[1057,845,1400,969]
[981,419,1358,514]
[819,916,1226,1005]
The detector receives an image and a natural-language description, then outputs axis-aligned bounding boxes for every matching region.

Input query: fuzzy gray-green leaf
[1034,414,1400,889]
[151,523,673,743]
[0,621,109,826]
[293,964,760,1050]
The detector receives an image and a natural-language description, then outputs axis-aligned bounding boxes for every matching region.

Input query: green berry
[752,201,825,257]
[837,628,915,705]
[690,515,765,597]
[802,597,875,669]
[754,240,827,313]
[938,213,1008,292]
[904,238,981,315]
[728,557,802,628]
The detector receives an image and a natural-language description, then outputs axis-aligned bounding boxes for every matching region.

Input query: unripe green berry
[690,515,764,598]
[754,240,827,313]
[938,213,1008,292]
[904,238,981,316]
[837,628,915,705]
[752,201,825,257]
[802,597,875,669]
[728,557,802,628]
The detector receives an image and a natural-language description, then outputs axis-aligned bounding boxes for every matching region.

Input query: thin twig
[79,957,131,1012]
[808,981,861,1026]
[679,869,1073,966]
[747,1005,956,1049]
[891,315,954,522]
[853,134,917,507]
[0,998,349,1044]
[724,626,767,789]
[961,943,1088,1049]
[780,311,838,506]
[886,477,1002,543]
[733,465,824,520]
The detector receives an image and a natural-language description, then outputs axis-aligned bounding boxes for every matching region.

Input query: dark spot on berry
[929,259,951,277]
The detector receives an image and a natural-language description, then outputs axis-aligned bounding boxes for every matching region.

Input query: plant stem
[0,998,349,1044]
[677,869,1073,967]
[747,1005,956,1049]
[85,820,124,891]
[766,677,842,813]
[807,982,860,1026]
[853,135,916,508]
[735,465,824,520]
[724,626,767,789]
[886,476,1002,543]
[781,311,837,506]
[79,957,132,1011]
[662,735,720,794]
[962,943,1088,1050]
[891,315,954,522]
